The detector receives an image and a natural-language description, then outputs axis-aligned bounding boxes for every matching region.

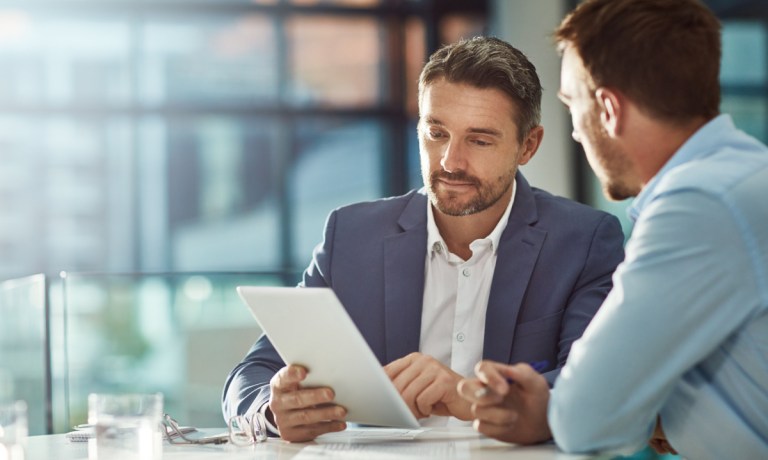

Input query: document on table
[316,427,424,442]
[300,428,470,459]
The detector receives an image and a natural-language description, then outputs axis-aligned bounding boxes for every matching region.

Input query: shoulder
[654,147,768,210]
[528,186,617,226]
[332,189,424,219]
[326,189,426,235]
[641,149,768,260]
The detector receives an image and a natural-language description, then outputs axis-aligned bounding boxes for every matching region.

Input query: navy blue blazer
[222,172,625,420]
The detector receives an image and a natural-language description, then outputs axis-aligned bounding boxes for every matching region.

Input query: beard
[426,168,514,217]
[582,111,639,201]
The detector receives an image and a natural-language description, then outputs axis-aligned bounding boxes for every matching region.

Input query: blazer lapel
[383,192,428,363]
[483,173,547,363]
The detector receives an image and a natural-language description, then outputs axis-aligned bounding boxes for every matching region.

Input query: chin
[604,181,639,201]
[433,196,475,216]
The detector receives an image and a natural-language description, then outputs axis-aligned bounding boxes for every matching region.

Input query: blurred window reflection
[0,275,48,435]
[291,118,382,262]
[721,21,767,86]
[0,1,484,283]
[720,21,768,144]
[0,13,131,105]
[722,95,768,141]
[141,16,278,105]
[287,15,381,107]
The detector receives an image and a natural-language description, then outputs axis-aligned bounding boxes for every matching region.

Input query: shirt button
[462,268,471,277]
[456,332,465,342]
[433,242,442,254]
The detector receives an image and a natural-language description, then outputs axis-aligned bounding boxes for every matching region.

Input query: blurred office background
[0,0,765,454]
[1,0,766,281]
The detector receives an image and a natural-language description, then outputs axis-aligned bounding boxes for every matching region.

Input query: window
[0,1,488,279]
[720,20,768,142]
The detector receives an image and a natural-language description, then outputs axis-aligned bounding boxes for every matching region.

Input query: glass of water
[0,400,27,460]
[88,393,163,460]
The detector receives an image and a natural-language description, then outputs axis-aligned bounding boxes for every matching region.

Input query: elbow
[549,399,647,455]
[552,422,645,456]
[550,413,602,454]
[221,372,240,421]
[552,425,603,454]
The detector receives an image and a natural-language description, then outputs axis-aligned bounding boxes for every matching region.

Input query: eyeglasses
[162,412,268,446]
[227,413,268,445]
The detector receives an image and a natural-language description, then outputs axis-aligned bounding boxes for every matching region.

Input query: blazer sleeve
[221,211,337,421]
[542,213,625,385]
[300,210,337,288]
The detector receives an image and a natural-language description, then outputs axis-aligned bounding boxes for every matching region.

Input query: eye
[427,129,447,140]
[469,137,493,147]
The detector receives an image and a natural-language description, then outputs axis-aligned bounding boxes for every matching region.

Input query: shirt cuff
[258,402,281,437]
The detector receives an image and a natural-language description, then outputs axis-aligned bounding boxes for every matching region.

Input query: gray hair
[418,36,542,142]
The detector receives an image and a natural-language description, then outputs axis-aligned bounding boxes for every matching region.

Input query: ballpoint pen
[473,360,549,398]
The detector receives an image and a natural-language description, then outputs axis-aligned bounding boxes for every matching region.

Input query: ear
[595,87,622,137]
[518,125,544,166]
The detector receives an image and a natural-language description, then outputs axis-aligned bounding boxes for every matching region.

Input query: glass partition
[49,271,298,433]
[0,274,50,435]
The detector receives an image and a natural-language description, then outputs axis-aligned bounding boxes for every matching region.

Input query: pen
[473,360,549,398]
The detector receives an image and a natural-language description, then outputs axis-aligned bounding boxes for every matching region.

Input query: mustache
[430,170,481,187]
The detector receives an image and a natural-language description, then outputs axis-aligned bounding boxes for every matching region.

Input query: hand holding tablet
[237,286,420,439]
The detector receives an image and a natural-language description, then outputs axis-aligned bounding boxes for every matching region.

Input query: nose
[440,140,467,173]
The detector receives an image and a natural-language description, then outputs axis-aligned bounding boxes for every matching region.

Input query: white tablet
[236,286,420,429]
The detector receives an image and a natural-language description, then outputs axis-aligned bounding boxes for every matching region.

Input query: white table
[25,427,603,460]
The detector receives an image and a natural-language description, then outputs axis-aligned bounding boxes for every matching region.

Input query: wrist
[258,402,281,436]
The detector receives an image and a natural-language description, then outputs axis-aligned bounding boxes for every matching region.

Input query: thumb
[500,363,543,391]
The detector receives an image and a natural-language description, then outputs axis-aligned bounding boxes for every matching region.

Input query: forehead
[419,79,519,130]
[559,46,592,99]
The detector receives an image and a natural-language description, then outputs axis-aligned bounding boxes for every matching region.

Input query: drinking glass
[0,400,27,460]
[88,393,163,460]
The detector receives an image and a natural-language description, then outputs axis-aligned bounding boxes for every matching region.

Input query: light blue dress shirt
[549,115,768,458]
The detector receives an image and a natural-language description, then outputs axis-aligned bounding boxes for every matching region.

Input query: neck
[630,113,711,187]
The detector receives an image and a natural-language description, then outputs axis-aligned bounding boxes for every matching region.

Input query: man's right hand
[268,364,347,442]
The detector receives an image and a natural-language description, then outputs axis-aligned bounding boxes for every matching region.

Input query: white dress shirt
[419,181,516,426]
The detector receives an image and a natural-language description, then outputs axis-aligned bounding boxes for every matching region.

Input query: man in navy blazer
[223,37,624,442]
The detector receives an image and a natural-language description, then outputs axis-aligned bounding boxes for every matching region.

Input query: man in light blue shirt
[457,0,768,458]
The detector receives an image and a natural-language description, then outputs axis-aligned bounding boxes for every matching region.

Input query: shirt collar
[628,114,734,222]
[427,179,517,257]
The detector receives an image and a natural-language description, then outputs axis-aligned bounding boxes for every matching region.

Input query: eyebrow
[422,116,503,137]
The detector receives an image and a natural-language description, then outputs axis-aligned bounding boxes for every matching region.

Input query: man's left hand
[457,360,552,445]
